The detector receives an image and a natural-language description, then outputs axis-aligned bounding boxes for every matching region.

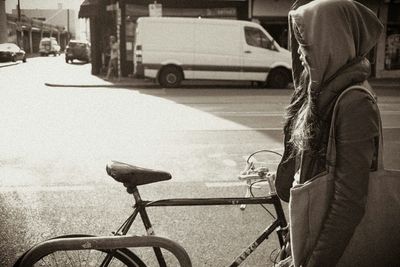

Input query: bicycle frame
[116,186,288,267]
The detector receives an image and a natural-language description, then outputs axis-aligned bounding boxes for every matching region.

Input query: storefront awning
[79,0,245,18]
[79,0,101,18]
[252,0,292,18]
[125,0,246,8]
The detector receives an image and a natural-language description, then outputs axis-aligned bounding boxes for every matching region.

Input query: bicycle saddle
[106,161,172,189]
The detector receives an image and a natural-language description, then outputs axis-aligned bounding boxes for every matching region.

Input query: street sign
[149,3,162,17]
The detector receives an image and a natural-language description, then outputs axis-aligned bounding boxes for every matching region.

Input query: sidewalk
[368,77,400,89]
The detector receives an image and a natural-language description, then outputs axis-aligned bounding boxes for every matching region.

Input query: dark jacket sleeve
[305,91,380,267]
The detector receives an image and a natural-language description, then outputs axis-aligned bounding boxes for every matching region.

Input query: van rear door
[241,26,280,82]
[194,22,241,80]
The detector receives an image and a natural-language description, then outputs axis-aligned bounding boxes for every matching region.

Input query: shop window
[385,34,400,70]
[384,3,400,70]
[262,23,289,49]
[125,16,136,62]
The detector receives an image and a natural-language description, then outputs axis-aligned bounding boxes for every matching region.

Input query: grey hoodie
[289,0,383,94]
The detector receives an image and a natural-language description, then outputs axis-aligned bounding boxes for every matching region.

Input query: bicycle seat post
[117,186,143,236]
[131,186,142,205]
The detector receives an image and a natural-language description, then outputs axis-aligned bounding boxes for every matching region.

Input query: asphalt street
[0,55,399,266]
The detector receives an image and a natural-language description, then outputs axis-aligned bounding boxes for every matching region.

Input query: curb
[44,82,149,88]
[368,78,400,89]
[0,62,19,68]
[45,79,399,89]
[369,83,400,89]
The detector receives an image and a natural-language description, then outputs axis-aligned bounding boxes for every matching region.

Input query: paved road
[1,56,399,266]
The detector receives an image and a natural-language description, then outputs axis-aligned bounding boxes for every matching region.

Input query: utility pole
[0,0,7,43]
[67,9,70,33]
[67,8,70,40]
[17,0,24,49]
[17,0,21,21]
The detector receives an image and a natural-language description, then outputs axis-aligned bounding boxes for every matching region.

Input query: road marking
[381,126,400,129]
[212,112,283,117]
[212,111,400,116]
[381,111,400,115]
[205,182,245,187]
[178,126,400,131]
[222,159,237,167]
[179,128,284,131]
[0,185,95,192]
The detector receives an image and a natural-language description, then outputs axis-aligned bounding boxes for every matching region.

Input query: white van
[39,37,61,56]
[134,17,292,88]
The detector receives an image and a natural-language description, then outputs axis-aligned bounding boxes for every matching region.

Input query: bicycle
[14,150,288,267]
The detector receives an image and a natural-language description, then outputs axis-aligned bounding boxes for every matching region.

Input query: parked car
[134,17,292,88]
[65,40,91,63]
[0,43,26,63]
[39,37,61,56]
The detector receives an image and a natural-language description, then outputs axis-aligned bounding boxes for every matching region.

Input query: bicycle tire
[14,234,147,267]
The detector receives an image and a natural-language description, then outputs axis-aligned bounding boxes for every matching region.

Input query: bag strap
[326,84,383,172]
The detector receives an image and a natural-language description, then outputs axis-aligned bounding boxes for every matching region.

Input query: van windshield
[41,40,50,45]
[244,27,273,50]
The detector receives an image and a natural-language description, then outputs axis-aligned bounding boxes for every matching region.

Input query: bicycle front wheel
[15,235,146,267]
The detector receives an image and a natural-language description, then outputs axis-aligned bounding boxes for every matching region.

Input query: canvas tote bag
[289,85,400,267]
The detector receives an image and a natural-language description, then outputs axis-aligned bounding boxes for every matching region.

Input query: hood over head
[288,0,383,93]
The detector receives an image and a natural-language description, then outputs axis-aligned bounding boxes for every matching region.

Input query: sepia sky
[5,0,83,13]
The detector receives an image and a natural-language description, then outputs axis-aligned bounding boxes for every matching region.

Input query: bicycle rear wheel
[15,235,146,267]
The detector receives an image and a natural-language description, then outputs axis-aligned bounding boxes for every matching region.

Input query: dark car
[0,43,26,63]
[65,40,91,63]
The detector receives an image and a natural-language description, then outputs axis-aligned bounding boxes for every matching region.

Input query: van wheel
[267,68,291,89]
[159,66,183,88]
[253,81,267,88]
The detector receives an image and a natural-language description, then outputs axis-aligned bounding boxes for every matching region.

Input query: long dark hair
[284,69,321,157]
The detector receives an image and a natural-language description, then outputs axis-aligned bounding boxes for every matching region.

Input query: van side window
[244,27,273,50]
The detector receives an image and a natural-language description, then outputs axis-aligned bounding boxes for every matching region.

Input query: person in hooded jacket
[275,0,383,266]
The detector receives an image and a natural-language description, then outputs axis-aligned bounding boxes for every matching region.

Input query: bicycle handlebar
[237,150,281,210]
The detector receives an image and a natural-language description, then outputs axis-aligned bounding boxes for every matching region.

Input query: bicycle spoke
[84,251,90,267]
[39,257,51,267]
[94,251,100,266]
[77,251,82,267]
[51,252,59,267]
[63,250,75,266]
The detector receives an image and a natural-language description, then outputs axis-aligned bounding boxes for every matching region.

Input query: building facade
[0,1,71,53]
[5,13,69,53]
[12,8,78,39]
[252,0,400,78]
[80,0,400,79]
